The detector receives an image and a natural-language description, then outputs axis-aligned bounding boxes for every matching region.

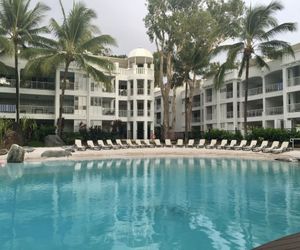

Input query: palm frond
[254,54,270,70]
[261,22,297,40]
[79,35,117,52]
[259,40,294,59]
[212,42,244,57]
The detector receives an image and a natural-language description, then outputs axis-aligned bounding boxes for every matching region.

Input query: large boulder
[41,150,72,158]
[44,135,65,147]
[4,130,23,149]
[7,144,25,163]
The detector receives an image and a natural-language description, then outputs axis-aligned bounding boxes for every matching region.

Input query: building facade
[155,43,300,134]
[0,48,155,139]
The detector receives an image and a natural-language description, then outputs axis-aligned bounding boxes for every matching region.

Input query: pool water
[0,158,300,250]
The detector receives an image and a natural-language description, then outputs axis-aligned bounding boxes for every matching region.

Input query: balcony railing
[155,105,161,111]
[102,108,115,116]
[206,113,213,120]
[192,117,201,123]
[206,95,212,103]
[156,119,161,124]
[0,104,16,113]
[193,101,201,108]
[222,91,233,99]
[244,86,263,96]
[288,76,300,87]
[63,106,74,114]
[20,105,55,114]
[137,109,144,116]
[288,103,300,113]
[128,110,134,117]
[119,89,127,96]
[265,82,283,93]
[147,110,151,117]
[227,111,233,119]
[247,109,263,117]
[119,110,127,117]
[137,88,144,95]
[22,81,55,90]
[266,106,283,115]
[136,68,146,74]
[147,89,151,95]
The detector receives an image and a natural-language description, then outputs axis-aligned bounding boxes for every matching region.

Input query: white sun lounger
[206,139,217,149]
[97,140,112,150]
[225,140,237,150]
[263,141,280,153]
[126,139,138,148]
[87,140,100,150]
[243,140,257,151]
[75,139,86,151]
[234,140,247,150]
[135,139,146,148]
[144,139,155,148]
[272,141,290,154]
[116,139,128,149]
[176,139,184,147]
[252,140,268,152]
[197,139,206,148]
[154,139,163,147]
[217,139,228,149]
[187,139,194,148]
[165,139,173,147]
[106,139,120,149]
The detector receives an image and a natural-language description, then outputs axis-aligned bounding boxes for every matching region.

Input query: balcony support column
[283,67,289,123]
[54,69,60,128]
[133,121,137,140]
[262,76,266,128]
[144,121,148,139]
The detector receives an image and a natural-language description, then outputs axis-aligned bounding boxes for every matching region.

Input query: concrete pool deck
[1,146,300,164]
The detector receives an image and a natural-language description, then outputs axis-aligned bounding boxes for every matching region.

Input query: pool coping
[2,147,299,165]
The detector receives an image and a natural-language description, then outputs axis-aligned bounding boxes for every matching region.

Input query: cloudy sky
[33,0,300,55]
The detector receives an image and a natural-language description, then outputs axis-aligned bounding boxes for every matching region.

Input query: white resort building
[155,43,300,135]
[0,48,155,139]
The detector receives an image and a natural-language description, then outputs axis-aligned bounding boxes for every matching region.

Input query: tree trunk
[14,43,20,124]
[244,57,250,134]
[171,86,177,130]
[187,76,196,135]
[57,62,70,137]
[184,82,188,144]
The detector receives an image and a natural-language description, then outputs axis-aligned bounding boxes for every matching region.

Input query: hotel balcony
[192,116,201,123]
[206,95,212,103]
[0,79,55,91]
[137,109,144,116]
[266,106,283,116]
[288,76,300,87]
[119,89,128,96]
[288,103,300,113]
[192,101,201,108]
[63,106,75,114]
[102,108,115,116]
[119,110,128,117]
[243,86,263,97]
[246,109,263,117]
[265,82,283,93]
[137,88,144,95]
[227,111,234,119]
[0,104,55,115]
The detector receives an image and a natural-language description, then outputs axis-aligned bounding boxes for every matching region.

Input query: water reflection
[0,158,299,250]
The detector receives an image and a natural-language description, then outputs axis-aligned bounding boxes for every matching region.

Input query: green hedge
[203,129,243,141]
[246,128,300,142]
[201,128,300,143]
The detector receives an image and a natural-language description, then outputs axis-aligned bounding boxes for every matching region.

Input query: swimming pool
[0,158,300,250]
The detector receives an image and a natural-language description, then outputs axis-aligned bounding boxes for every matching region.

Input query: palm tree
[24,0,116,136]
[0,0,50,124]
[214,1,296,134]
